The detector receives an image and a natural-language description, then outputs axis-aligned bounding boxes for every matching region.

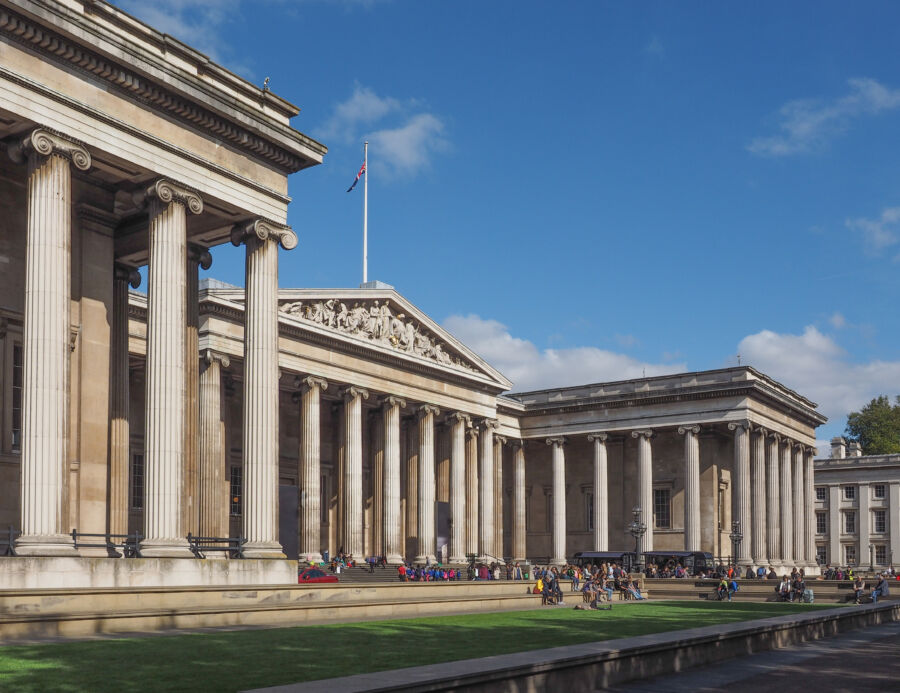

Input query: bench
[186,534,245,559]
[71,529,142,557]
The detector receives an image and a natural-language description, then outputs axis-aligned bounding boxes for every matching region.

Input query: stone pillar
[9,129,90,556]
[587,433,609,552]
[231,219,296,558]
[448,412,468,563]
[382,396,405,565]
[436,424,450,505]
[780,439,794,566]
[465,426,479,557]
[766,432,782,567]
[341,386,369,559]
[858,482,870,571]
[183,244,211,538]
[677,426,701,552]
[828,485,841,568]
[804,447,817,568]
[371,410,384,558]
[139,180,203,558]
[889,483,900,572]
[198,350,229,539]
[512,441,527,562]
[479,419,497,560]
[546,437,567,565]
[416,404,440,563]
[404,418,418,559]
[299,376,328,562]
[792,443,806,569]
[109,265,140,537]
[750,426,768,567]
[728,420,752,566]
[631,429,654,555]
[493,435,505,559]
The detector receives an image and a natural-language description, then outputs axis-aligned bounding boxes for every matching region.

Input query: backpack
[730,580,739,592]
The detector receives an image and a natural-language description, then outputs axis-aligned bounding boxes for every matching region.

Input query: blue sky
[114,0,900,450]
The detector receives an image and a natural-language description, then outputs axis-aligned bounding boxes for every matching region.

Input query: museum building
[0,0,827,587]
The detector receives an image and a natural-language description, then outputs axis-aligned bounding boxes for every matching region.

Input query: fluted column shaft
[448,413,468,563]
[632,430,654,555]
[792,444,805,568]
[750,428,768,566]
[13,130,89,555]
[465,428,479,556]
[678,426,701,552]
[588,434,609,551]
[493,435,505,558]
[299,377,328,562]
[199,351,229,539]
[547,437,567,565]
[109,266,139,537]
[371,411,384,558]
[780,440,794,565]
[404,419,418,559]
[416,405,439,563]
[342,386,368,558]
[804,448,816,566]
[382,396,405,564]
[479,421,496,559]
[512,442,526,562]
[729,421,752,565]
[766,433,782,565]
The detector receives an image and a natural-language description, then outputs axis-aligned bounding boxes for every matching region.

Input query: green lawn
[0,602,837,692]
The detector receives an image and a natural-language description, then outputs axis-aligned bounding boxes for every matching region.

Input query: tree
[845,395,900,455]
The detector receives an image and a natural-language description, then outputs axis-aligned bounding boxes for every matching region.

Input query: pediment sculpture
[279,298,475,372]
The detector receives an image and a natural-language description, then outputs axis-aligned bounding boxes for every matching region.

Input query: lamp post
[628,506,646,573]
[729,520,743,568]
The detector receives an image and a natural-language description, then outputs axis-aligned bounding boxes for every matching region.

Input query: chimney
[830,437,847,459]
[847,441,863,457]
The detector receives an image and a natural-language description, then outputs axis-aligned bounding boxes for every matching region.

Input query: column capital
[9,127,91,171]
[188,243,213,270]
[752,424,768,436]
[299,375,328,393]
[381,395,406,409]
[466,426,480,440]
[135,179,203,215]
[417,404,441,418]
[677,425,701,436]
[631,429,653,439]
[231,218,297,251]
[546,436,567,447]
[767,430,782,443]
[447,411,471,427]
[341,385,369,402]
[727,420,751,432]
[480,418,499,432]
[792,441,806,451]
[509,438,524,450]
[202,349,230,369]
[587,432,609,443]
[114,264,141,289]
[495,435,508,446]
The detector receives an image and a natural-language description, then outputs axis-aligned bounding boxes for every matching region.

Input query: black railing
[186,533,245,559]
[70,529,142,557]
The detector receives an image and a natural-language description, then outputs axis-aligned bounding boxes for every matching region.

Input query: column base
[415,553,437,565]
[299,552,323,564]
[385,553,404,565]
[242,541,286,559]
[550,557,566,566]
[15,534,78,557]
[449,554,467,564]
[139,538,194,558]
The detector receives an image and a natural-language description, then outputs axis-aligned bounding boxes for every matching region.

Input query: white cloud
[369,113,448,177]
[846,206,900,255]
[738,325,900,425]
[317,84,404,141]
[442,314,686,392]
[828,312,847,329]
[748,78,900,156]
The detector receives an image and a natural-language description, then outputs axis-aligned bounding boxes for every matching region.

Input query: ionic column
[546,437,567,565]
[140,180,203,558]
[479,419,498,560]
[382,396,406,564]
[493,435,505,558]
[404,418,418,559]
[9,129,90,556]
[587,433,609,551]
[678,426,701,552]
[299,376,328,562]
[341,386,369,559]
[371,410,384,558]
[728,420,752,566]
[780,438,794,566]
[804,447,817,567]
[436,424,450,505]
[792,443,805,569]
[183,244,211,538]
[631,429,654,555]
[465,426,479,556]
[198,350,230,540]
[448,412,468,563]
[231,219,297,558]
[750,426,768,567]
[766,432,782,566]
[512,441,527,562]
[109,265,140,537]
[416,404,440,563]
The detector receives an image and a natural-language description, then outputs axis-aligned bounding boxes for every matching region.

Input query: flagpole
[363,140,368,284]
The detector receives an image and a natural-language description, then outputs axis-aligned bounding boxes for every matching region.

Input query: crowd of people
[531,563,646,608]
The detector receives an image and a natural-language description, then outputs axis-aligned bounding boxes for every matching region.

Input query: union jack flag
[346,161,366,192]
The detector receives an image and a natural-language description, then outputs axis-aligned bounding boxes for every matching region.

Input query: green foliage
[845,395,900,455]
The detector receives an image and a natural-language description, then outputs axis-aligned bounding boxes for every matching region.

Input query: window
[816,546,827,566]
[586,492,594,532]
[130,453,144,510]
[874,484,886,499]
[654,488,671,529]
[815,487,826,502]
[875,545,887,566]
[844,511,856,534]
[230,466,242,516]
[874,510,886,534]
[845,545,856,565]
[816,512,826,535]
[11,344,23,452]
[843,486,856,501]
